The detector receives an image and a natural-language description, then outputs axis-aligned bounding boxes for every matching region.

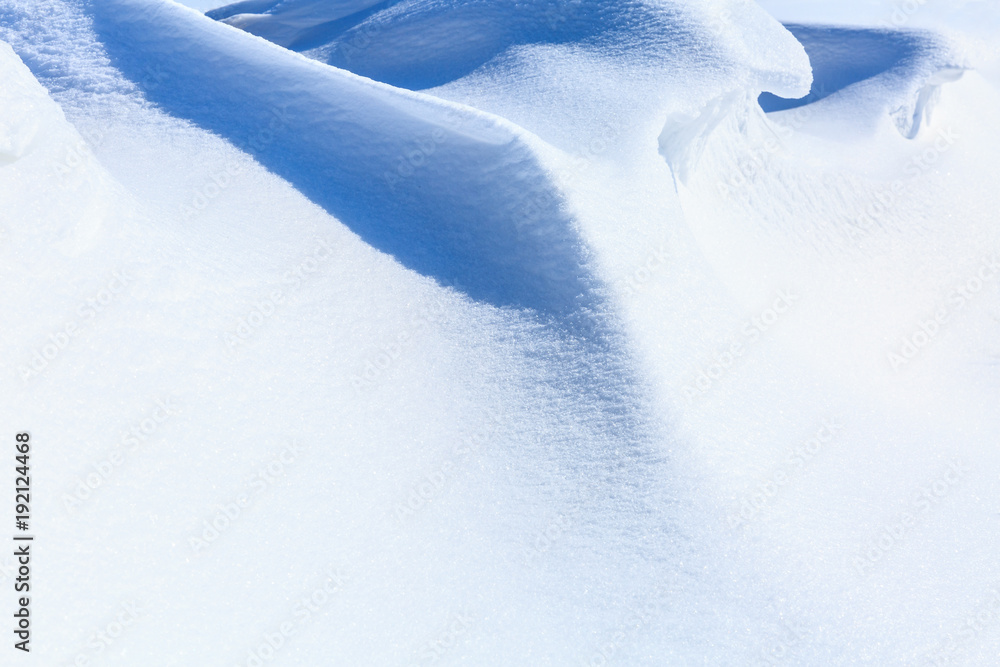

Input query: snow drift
[2,0,1000,664]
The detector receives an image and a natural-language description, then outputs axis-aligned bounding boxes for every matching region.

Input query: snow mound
[208,0,811,161]
[3,0,1000,664]
[88,0,607,318]
[760,25,967,139]
[212,0,808,95]
[208,0,389,48]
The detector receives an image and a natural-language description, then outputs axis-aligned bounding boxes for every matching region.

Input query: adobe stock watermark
[60,600,146,667]
[18,269,135,383]
[888,256,999,371]
[539,0,582,31]
[521,477,622,569]
[616,246,668,299]
[727,419,841,529]
[683,289,799,402]
[407,612,474,667]
[189,441,302,554]
[337,20,382,62]
[394,408,504,524]
[139,62,169,92]
[522,507,581,568]
[350,295,450,392]
[880,0,929,28]
[923,584,1000,666]
[225,239,336,354]
[232,568,347,667]
[704,6,736,37]
[718,84,833,198]
[181,104,290,221]
[382,129,447,192]
[852,459,969,577]
[382,105,476,192]
[54,126,106,181]
[518,121,622,236]
[180,160,245,221]
[846,127,959,244]
[62,397,180,512]
[578,585,671,667]
[758,617,811,665]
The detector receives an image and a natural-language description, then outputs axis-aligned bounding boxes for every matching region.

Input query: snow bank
[760,25,966,139]
[2,0,1000,664]
[1,2,692,664]
[86,0,612,320]
[208,0,389,48]
[212,0,809,94]
[208,0,811,161]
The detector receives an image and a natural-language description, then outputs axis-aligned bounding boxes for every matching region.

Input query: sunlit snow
[1,0,999,664]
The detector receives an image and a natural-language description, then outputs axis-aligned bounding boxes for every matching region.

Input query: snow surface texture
[1,0,999,664]
[174,0,230,10]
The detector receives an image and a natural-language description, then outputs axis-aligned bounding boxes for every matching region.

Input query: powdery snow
[2,0,999,664]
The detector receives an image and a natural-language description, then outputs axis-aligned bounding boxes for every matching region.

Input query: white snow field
[1,0,999,664]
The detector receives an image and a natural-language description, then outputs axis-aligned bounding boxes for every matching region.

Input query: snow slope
[0,1,720,664]
[2,0,1000,665]
[92,0,609,320]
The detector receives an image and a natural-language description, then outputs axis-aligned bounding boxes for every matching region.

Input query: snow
[174,0,232,11]
[1,0,999,664]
